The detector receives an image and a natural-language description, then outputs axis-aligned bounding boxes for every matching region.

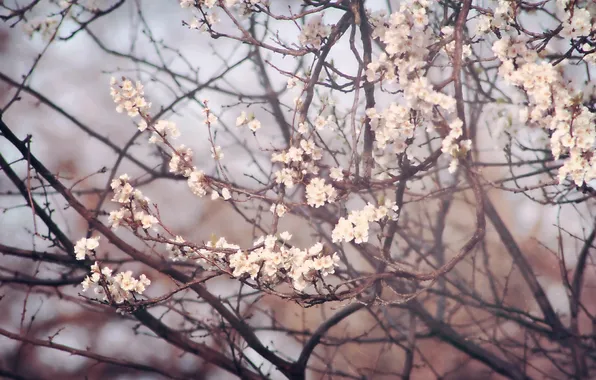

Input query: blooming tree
[1,0,595,379]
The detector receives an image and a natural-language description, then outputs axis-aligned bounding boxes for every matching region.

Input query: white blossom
[305,178,337,208]
[81,262,150,306]
[299,15,331,49]
[74,236,100,260]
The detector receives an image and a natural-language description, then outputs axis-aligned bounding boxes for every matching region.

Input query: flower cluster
[111,81,223,201]
[169,145,194,176]
[188,169,208,197]
[364,0,463,177]
[492,36,596,185]
[366,0,434,87]
[272,139,324,189]
[441,119,472,173]
[108,174,159,230]
[81,262,150,304]
[167,236,235,271]
[560,6,593,39]
[74,236,100,260]
[166,233,339,291]
[305,178,337,208]
[332,201,398,244]
[148,120,181,144]
[298,15,331,49]
[110,77,151,118]
[229,234,339,291]
[270,203,288,217]
[366,104,414,154]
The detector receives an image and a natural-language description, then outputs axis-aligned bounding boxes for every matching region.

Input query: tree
[0,0,595,378]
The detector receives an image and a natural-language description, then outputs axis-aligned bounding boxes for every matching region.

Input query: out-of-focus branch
[0,326,189,379]
[133,308,261,380]
[484,197,565,336]
[293,302,365,377]
[0,149,75,256]
[401,299,531,380]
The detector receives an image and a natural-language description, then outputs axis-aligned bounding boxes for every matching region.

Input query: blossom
[74,236,100,260]
[137,120,148,132]
[270,203,287,217]
[299,15,331,49]
[305,178,337,208]
[561,8,593,38]
[211,145,223,160]
[274,168,297,188]
[332,203,395,244]
[248,119,261,132]
[492,35,596,186]
[134,211,159,230]
[332,217,354,243]
[81,262,150,306]
[167,236,192,262]
[297,122,308,134]
[330,167,344,181]
[314,116,327,130]
[151,120,180,143]
[169,145,194,176]
[108,209,130,229]
[110,77,151,118]
[135,274,151,293]
[205,113,218,126]
[475,14,492,34]
[188,169,207,197]
[228,236,340,291]
[236,111,248,126]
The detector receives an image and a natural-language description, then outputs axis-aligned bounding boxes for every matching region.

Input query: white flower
[236,111,248,126]
[305,178,337,208]
[80,261,150,305]
[152,120,180,142]
[332,217,354,243]
[188,169,207,197]
[279,231,292,241]
[138,120,148,132]
[205,113,218,126]
[74,236,100,260]
[270,203,288,217]
[82,276,93,291]
[134,212,158,230]
[211,145,223,160]
[274,168,297,188]
[299,15,331,49]
[248,119,261,132]
[330,167,344,181]
[297,122,308,134]
[314,116,327,130]
[169,145,194,176]
[134,274,151,293]
[117,271,137,291]
[476,15,492,34]
[221,188,232,200]
[110,77,151,118]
